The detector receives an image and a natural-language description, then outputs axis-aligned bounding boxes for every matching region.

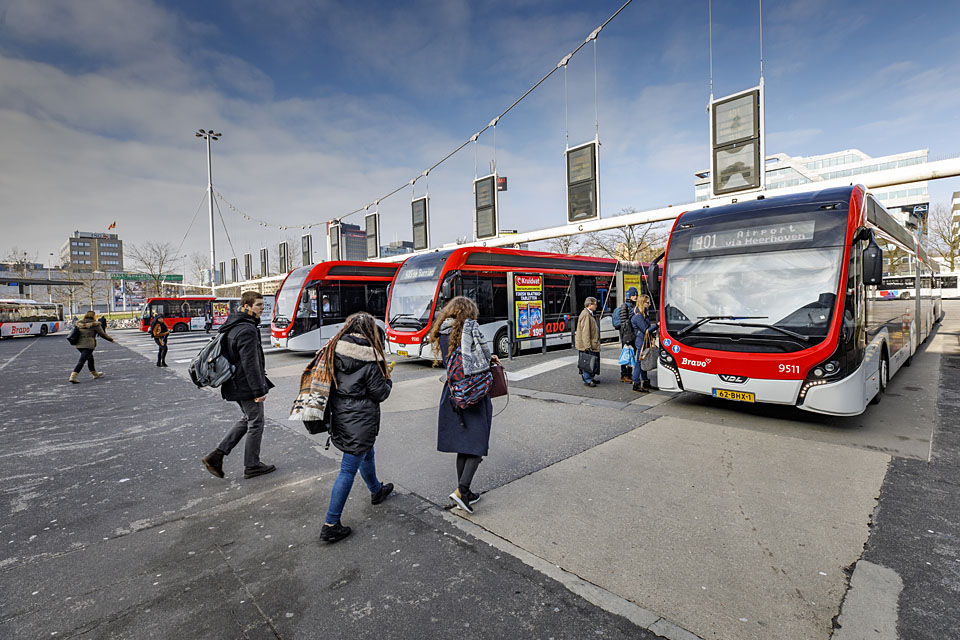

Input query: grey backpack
[188,330,236,388]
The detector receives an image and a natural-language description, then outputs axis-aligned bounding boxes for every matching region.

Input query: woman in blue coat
[631,295,658,392]
[428,296,499,514]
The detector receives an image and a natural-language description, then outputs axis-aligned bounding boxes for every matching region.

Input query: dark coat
[75,318,113,350]
[437,333,493,457]
[631,310,654,349]
[328,335,393,455]
[618,300,637,345]
[219,311,273,402]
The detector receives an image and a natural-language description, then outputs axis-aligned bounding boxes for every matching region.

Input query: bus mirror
[649,263,661,300]
[863,240,883,286]
[440,279,452,300]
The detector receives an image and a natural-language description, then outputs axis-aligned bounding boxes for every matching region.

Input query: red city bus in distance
[655,185,941,416]
[385,247,647,360]
[271,261,401,351]
[139,297,242,333]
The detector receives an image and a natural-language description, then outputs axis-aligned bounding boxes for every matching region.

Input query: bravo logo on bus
[514,274,544,339]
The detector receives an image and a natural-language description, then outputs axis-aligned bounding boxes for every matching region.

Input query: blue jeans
[581,368,595,384]
[632,347,649,385]
[325,447,382,525]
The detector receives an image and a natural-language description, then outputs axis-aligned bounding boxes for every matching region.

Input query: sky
[2,0,959,273]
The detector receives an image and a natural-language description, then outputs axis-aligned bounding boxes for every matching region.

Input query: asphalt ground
[3,303,959,639]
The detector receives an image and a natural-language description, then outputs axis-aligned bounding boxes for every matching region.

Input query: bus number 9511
[778,364,800,375]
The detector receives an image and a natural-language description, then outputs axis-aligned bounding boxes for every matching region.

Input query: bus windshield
[275,266,312,322]
[388,251,450,327]
[664,247,843,345]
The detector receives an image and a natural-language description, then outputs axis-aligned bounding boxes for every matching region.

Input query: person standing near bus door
[631,295,658,393]
[150,314,170,367]
[575,297,601,387]
[69,310,114,383]
[428,297,497,514]
[201,291,276,480]
[204,310,213,334]
[617,287,639,382]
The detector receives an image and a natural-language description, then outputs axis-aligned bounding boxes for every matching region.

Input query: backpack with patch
[188,329,236,388]
[446,346,493,410]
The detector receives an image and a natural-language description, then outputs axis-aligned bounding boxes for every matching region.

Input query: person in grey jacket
[318,312,395,544]
[201,291,275,481]
[69,310,114,383]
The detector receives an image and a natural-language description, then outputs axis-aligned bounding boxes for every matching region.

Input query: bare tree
[546,234,586,255]
[3,247,37,276]
[128,241,179,296]
[927,203,959,271]
[582,208,669,262]
[75,270,108,312]
[270,236,302,275]
[53,268,84,317]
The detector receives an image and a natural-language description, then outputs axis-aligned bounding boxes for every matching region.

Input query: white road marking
[0,340,38,371]
[505,355,621,381]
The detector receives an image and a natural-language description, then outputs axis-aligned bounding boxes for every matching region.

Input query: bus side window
[319,286,340,322]
[340,284,366,318]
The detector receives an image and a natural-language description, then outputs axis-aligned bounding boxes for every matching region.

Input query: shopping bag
[618,345,636,367]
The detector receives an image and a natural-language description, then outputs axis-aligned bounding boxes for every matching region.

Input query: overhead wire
[173,190,209,262]
[213,0,634,231]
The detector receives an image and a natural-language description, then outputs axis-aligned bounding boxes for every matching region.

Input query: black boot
[320,520,352,543]
[201,450,225,478]
[371,482,394,505]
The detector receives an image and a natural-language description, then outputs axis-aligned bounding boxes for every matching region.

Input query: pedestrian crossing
[115,329,278,362]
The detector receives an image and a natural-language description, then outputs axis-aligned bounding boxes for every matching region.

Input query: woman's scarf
[289,348,330,421]
[440,317,490,376]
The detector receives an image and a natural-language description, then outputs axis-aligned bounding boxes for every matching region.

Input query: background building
[694,148,929,229]
[380,240,415,257]
[339,223,367,261]
[60,231,124,272]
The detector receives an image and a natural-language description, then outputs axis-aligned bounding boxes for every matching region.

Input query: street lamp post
[195,129,222,291]
[47,252,54,303]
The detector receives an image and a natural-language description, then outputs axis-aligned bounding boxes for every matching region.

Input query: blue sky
[2,0,959,269]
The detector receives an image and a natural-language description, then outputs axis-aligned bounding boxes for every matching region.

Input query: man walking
[201,291,276,480]
[576,297,601,387]
[617,287,639,382]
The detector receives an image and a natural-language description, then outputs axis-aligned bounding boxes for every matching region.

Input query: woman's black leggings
[456,454,482,494]
[73,349,95,373]
[155,338,168,365]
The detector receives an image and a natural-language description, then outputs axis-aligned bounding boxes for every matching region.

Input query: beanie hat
[626,287,638,297]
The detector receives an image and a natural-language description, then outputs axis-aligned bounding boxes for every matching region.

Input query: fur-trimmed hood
[334,334,380,374]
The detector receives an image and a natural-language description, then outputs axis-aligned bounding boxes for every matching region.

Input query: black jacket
[618,301,637,345]
[328,335,392,455]
[219,311,273,402]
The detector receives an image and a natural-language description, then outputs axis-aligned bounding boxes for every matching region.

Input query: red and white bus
[655,185,941,416]
[0,300,64,338]
[139,297,242,333]
[385,247,641,360]
[270,261,401,351]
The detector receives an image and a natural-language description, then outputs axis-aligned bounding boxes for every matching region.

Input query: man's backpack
[446,346,493,410]
[188,331,235,388]
[611,305,621,329]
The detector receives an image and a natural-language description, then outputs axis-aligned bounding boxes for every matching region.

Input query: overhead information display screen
[688,221,816,252]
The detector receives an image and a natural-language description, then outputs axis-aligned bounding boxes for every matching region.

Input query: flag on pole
[107,221,117,230]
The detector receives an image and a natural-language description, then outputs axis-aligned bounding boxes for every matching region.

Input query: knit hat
[626,287,638,298]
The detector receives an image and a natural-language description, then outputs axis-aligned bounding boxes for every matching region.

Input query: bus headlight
[798,354,845,402]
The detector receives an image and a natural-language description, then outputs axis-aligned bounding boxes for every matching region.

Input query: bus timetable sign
[513,274,544,340]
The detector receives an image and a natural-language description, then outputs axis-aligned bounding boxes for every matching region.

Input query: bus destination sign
[688,221,816,252]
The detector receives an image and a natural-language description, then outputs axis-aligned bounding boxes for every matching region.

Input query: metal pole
[206,135,216,289]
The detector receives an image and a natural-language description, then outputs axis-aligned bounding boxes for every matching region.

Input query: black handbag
[578,350,600,375]
[66,326,81,346]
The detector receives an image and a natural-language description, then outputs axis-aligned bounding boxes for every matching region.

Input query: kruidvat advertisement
[514,274,544,339]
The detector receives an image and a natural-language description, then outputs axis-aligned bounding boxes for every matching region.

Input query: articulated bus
[270,261,401,351]
[0,300,64,338]
[385,247,645,360]
[656,185,941,416]
[139,297,242,333]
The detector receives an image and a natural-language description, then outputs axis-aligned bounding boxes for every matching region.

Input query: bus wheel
[39,325,48,337]
[494,329,514,359]
[173,323,189,333]
[870,352,888,405]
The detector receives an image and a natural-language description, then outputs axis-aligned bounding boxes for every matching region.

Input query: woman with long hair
[150,313,170,367]
[319,312,395,543]
[630,294,657,392]
[428,296,498,514]
[69,310,114,383]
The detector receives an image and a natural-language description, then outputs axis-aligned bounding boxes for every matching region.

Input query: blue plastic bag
[618,345,635,367]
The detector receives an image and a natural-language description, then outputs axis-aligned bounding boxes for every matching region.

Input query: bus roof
[298,260,403,282]
[404,246,625,277]
[677,186,857,226]
[143,296,215,303]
